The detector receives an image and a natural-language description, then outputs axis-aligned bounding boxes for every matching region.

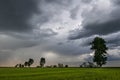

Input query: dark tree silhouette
[53,65,57,68]
[58,63,63,68]
[18,64,23,68]
[21,64,24,68]
[24,61,29,67]
[90,37,108,67]
[28,58,34,67]
[65,65,68,68]
[40,57,46,67]
[15,64,19,68]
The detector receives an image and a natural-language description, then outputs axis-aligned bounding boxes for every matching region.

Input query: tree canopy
[90,37,108,67]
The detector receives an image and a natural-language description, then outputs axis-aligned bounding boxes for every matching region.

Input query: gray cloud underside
[0,0,39,32]
[69,19,120,39]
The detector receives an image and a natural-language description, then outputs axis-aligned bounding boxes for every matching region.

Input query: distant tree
[15,64,24,68]
[80,65,83,68]
[65,65,68,68]
[58,63,63,68]
[36,66,40,68]
[21,64,24,68]
[88,62,96,68]
[24,61,29,67]
[15,64,19,68]
[53,65,57,68]
[19,64,22,68]
[28,58,34,67]
[40,57,46,67]
[80,62,96,68]
[90,37,108,67]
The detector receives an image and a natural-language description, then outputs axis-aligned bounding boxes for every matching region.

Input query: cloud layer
[0,0,120,67]
[69,0,120,39]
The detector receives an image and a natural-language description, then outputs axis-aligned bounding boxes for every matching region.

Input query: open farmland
[0,68,120,80]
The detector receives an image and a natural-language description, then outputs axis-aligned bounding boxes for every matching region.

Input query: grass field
[0,68,120,80]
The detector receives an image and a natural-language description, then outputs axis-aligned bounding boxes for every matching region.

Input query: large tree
[40,57,46,67]
[90,37,108,67]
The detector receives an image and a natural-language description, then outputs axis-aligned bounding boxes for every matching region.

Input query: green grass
[0,68,120,80]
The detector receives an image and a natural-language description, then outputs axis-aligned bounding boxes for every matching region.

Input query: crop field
[0,68,120,80]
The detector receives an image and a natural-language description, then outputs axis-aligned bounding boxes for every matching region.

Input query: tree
[88,62,96,68]
[40,57,46,67]
[28,58,34,67]
[90,37,108,67]
[15,64,19,68]
[21,64,24,68]
[24,61,29,67]
[18,64,22,68]
[65,65,68,68]
[58,63,63,68]
[53,65,57,68]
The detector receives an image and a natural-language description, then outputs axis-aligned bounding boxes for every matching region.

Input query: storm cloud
[69,0,120,39]
[0,0,120,67]
[0,0,40,32]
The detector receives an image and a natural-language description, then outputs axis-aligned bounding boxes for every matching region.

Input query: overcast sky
[0,0,120,67]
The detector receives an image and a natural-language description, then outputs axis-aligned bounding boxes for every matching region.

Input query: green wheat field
[0,68,120,80]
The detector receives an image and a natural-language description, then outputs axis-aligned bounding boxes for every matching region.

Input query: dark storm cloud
[104,33,120,48]
[0,0,40,32]
[108,53,120,61]
[112,0,120,5]
[83,19,120,35]
[45,0,72,5]
[45,40,91,56]
[69,0,120,40]
[5,28,58,40]
[0,35,38,50]
[69,19,120,40]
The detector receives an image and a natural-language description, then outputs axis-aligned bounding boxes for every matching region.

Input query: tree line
[15,37,108,68]
[15,57,46,68]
